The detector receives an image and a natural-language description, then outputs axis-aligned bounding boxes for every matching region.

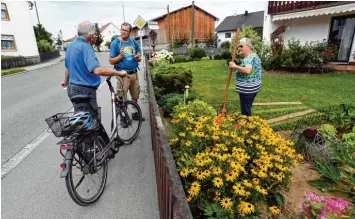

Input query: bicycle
[45,76,143,206]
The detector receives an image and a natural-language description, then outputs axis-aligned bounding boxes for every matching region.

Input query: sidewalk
[23,54,65,72]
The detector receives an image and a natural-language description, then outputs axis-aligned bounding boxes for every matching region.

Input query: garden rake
[221,28,240,118]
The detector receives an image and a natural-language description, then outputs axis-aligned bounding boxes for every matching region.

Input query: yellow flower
[222,130,229,137]
[220,197,233,209]
[238,201,255,216]
[258,169,268,178]
[195,159,205,167]
[297,154,304,161]
[186,196,192,202]
[185,140,192,147]
[212,167,223,176]
[269,206,280,215]
[213,177,223,188]
[170,138,178,143]
[232,183,247,196]
[179,132,186,137]
[246,139,253,145]
[252,178,260,185]
[243,180,253,188]
[203,170,211,178]
[196,171,206,180]
[255,185,268,196]
[212,134,220,140]
[225,172,237,182]
[188,181,201,197]
[289,177,296,183]
[180,168,189,177]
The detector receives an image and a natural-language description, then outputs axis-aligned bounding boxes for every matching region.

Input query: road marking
[1,80,107,179]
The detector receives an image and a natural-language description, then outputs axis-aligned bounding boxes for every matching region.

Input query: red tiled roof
[99,22,111,32]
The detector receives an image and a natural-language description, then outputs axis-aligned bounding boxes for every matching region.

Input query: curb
[1,57,65,78]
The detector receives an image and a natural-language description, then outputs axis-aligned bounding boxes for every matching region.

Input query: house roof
[215,11,264,32]
[132,4,219,30]
[64,36,77,42]
[99,22,120,32]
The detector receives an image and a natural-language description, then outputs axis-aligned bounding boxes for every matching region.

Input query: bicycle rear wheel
[65,136,108,206]
[116,100,142,143]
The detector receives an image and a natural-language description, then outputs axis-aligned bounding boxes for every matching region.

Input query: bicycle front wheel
[65,136,108,206]
[116,100,142,143]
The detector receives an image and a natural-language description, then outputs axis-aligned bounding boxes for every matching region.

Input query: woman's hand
[229,61,236,69]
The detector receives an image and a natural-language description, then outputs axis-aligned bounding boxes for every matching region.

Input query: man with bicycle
[61,21,127,147]
[109,22,145,121]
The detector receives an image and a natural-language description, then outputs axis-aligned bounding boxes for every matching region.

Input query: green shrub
[280,38,312,68]
[319,124,337,137]
[221,50,232,60]
[37,39,55,52]
[173,100,216,119]
[220,41,230,50]
[214,54,221,60]
[188,47,207,59]
[193,57,201,61]
[342,132,355,147]
[158,93,184,116]
[174,55,187,63]
[152,66,193,98]
[201,56,210,61]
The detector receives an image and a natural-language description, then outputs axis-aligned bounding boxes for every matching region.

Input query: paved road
[1,53,159,219]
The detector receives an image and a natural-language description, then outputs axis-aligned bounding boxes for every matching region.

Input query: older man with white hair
[61,21,128,153]
[229,37,262,116]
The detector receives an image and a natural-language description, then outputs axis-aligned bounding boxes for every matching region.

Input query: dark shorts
[67,83,99,117]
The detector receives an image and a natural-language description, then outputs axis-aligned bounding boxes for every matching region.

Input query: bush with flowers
[150,49,175,66]
[299,192,355,219]
[169,102,304,218]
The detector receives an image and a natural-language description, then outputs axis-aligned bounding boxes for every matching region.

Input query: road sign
[138,30,144,37]
[134,15,146,29]
[148,21,159,30]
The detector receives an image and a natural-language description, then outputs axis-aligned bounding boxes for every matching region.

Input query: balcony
[268,1,354,15]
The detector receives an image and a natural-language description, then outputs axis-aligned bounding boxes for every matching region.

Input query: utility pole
[191,1,195,47]
[122,1,125,22]
[167,5,170,49]
[34,1,40,24]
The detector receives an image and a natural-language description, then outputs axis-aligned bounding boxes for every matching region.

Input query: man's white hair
[77,21,95,38]
[239,38,254,50]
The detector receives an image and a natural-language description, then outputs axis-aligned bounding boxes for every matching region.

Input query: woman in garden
[229,38,262,116]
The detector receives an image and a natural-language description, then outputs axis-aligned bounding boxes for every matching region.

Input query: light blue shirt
[109,38,141,71]
[65,38,101,88]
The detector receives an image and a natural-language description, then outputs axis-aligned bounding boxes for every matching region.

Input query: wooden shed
[131,4,218,44]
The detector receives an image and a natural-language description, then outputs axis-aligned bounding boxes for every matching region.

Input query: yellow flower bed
[170,104,303,218]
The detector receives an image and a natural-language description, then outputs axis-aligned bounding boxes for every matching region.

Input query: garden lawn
[172,60,355,119]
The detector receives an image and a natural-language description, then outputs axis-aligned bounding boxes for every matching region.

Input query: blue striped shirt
[236,53,262,94]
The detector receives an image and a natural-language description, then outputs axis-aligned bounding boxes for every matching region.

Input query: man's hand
[60,81,68,87]
[135,54,142,62]
[229,61,237,69]
[119,48,124,57]
[118,70,127,77]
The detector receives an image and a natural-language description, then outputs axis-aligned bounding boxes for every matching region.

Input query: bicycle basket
[45,108,101,138]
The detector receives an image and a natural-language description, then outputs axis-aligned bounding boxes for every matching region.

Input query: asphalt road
[1,53,159,219]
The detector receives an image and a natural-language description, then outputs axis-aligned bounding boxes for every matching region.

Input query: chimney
[245,10,248,16]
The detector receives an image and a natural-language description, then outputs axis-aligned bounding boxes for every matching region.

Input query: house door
[328,15,355,62]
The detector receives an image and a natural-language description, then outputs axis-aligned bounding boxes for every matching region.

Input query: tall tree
[56,33,62,46]
[94,23,103,52]
[33,24,53,44]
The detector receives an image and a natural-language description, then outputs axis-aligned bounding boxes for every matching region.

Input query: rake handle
[222,28,240,116]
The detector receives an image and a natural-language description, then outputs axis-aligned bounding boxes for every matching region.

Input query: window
[225,32,231,38]
[1,35,16,51]
[1,3,9,20]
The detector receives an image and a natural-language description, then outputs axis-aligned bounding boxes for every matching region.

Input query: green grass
[171,60,355,126]
[1,68,26,76]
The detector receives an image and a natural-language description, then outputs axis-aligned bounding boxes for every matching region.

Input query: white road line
[1,80,107,179]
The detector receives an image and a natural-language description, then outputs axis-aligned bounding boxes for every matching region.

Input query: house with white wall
[263,1,355,64]
[1,1,39,63]
[64,22,120,51]
[215,11,264,48]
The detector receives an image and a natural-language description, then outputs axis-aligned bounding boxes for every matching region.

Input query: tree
[55,33,62,46]
[33,24,53,44]
[94,23,103,52]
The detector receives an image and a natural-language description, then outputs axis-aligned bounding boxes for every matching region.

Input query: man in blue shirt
[109,22,145,121]
[61,21,127,153]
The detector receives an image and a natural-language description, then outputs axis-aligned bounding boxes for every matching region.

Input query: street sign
[138,30,144,37]
[134,15,146,29]
[148,21,159,30]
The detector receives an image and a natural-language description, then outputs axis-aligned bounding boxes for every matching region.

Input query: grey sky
[30,1,266,40]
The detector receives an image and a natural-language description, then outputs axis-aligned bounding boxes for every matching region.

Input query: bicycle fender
[60,150,73,178]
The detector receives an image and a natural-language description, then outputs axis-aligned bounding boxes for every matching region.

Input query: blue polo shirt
[65,38,101,88]
[109,38,141,71]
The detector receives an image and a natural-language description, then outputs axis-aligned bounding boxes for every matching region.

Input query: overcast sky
[30,0,266,40]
